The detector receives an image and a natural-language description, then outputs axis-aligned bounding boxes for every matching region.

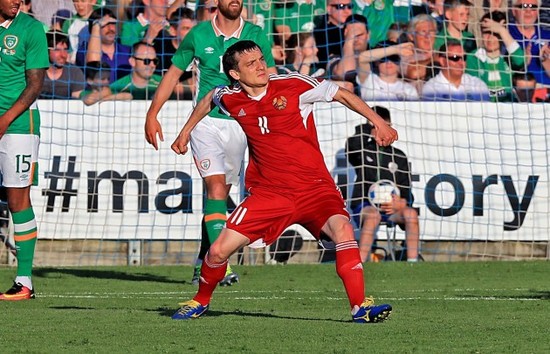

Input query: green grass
[1,262,549,353]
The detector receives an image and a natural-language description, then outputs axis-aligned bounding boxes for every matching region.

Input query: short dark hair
[132,41,155,56]
[88,7,117,33]
[344,14,368,31]
[438,38,462,54]
[46,30,69,49]
[480,11,507,38]
[222,40,262,83]
[85,61,111,81]
[372,106,391,123]
[169,7,195,26]
[512,72,536,85]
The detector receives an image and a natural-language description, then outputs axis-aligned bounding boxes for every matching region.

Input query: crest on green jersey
[4,35,18,50]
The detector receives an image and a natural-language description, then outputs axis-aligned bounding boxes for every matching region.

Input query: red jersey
[214,73,339,192]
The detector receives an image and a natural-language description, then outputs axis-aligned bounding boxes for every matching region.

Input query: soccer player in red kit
[170,40,398,323]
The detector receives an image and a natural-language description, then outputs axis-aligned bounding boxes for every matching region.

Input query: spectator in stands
[20,0,50,31]
[278,32,325,77]
[426,0,445,32]
[121,0,170,47]
[153,6,196,100]
[509,0,550,86]
[329,14,369,82]
[110,42,163,100]
[80,61,132,105]
[41,31,86,99]
[422,40,490,100]
[273,0,325,41]
[51,9,72,32]
[63,0,97,63]
[401,14,439,93]
[466,11,525,102]
[356,41,419,101]
[346,106,419,263]
[313,0,353,68]
[434,0,476,54]
[79,7,132,83]
[32,0,75,28]
[512,72,550,102]
[469,0,507,47]
[353,0,394,47]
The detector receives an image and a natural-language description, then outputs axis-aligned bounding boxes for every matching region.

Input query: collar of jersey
[212,15,244,39]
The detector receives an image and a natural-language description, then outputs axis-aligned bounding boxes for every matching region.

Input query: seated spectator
[346,106,420,263]
[434,0,476,54]
[512,72,550,102]
[78,7,132,83]
[356,41,419,101]
[121,0,170,46]
[509,0,550,86]
[401,14,439,93]
[426,0,445,32]
[80,61,132,105]
[51,9,72,32]
[313,0,352,69]
[63,0,96,63]
[110,42,163,100]
[353,0,394,47]
[422,40,490,100]
[277,32,325,77]
[153,6,196,100]
[469,0,507,47]
[273,0,325,41]
[466,11,525,102]
[41,31,86,99]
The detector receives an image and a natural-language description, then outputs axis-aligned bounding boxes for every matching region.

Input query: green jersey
[355,0,394,47]
[171,18,275,119]
[0,12,48,135]
[110,74,163,100]
[273,1,325,33]
[434,25,477,53]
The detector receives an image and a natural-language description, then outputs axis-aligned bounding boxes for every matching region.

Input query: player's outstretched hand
[171,131,191,155]
[374,123,398,146]
[144,116,164,150]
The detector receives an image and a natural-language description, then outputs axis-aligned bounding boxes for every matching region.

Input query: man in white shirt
[422,39,490,101]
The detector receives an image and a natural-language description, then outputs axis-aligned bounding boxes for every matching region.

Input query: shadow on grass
[153,307,349,323]
[49,306,97,310]
[460,290,550,300]
[33,268,182,284]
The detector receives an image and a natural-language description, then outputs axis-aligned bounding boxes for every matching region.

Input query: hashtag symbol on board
[42,156,80,212]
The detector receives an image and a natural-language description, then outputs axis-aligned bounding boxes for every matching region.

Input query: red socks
[193,253,227,306]
[335,241,365,308]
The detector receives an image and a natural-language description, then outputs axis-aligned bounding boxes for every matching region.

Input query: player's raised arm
[332,86,398,146]
[145,65,184,150]
[171,89,217,155]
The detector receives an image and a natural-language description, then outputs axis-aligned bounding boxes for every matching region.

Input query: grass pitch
[0,261,548,353]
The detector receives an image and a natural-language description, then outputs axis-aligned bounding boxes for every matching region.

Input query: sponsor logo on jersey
[200,159,210,170]
[205,47,214,54]
[272,96,287,110]
[238,108,246,116]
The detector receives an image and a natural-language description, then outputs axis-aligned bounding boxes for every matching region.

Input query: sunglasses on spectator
[133,57,159,65]
[330,3,354,10]
[514,3,538,9]
[446,54,465,62]
[208,6,217,13]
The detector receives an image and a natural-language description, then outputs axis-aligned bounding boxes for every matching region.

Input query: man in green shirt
[0,3,49,301]
[145,0,276,286]
[110,42,163,100]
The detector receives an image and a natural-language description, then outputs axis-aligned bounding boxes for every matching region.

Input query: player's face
[0,0,21,21]
[233,48,268,87]
[218,0,243,21]
[49,42,69,68]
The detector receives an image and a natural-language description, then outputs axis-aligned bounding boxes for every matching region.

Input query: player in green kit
[0,0,48,301]
[145,0,276,286]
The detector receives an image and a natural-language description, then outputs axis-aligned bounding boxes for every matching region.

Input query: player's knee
[331,221,355,243]
[206,243,229,264]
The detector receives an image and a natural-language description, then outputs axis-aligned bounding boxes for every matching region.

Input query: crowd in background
[28,0,550,104]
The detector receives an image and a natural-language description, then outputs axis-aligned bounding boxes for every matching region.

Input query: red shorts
[226,184,349,246]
